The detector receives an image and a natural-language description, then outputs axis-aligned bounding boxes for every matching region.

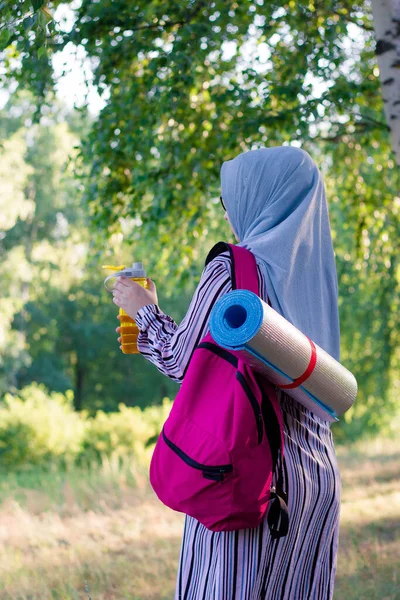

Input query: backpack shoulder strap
[228,243,259,295]
[205,240,259,295]
[205,241,229,266]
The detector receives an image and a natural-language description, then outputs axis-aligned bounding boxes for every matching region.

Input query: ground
[0,438,399,599]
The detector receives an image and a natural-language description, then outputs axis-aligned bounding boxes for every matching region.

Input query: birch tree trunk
[371,0,400,165]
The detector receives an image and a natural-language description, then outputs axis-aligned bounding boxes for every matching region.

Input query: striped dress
[135,249,341,600]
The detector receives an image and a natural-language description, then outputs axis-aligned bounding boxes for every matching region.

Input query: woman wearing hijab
[113,146,341,600]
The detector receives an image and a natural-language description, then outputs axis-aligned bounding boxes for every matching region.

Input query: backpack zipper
[162,428,233,482]
[236,371,263,444]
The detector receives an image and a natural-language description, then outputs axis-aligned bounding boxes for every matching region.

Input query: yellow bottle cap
[101,265,125,271]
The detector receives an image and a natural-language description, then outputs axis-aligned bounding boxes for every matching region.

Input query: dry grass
[0,440,399,599]
[335,438,400,600]
[0,459,183,599]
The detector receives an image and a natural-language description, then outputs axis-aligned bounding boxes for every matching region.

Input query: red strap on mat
[279,337,317,389]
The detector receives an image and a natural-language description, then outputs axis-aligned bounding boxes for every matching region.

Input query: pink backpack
[150,242,289,537]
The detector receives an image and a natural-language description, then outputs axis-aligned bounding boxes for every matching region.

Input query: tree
[0,96,184,411]
[324,128,399,438]
[370,0,400,164]
[0,1,398,437]
[0,2,394,255]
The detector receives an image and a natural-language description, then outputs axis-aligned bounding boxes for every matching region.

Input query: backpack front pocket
[162,428,233,481]
[150,412,234,530]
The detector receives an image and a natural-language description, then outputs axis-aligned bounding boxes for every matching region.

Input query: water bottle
[102,262,148,354]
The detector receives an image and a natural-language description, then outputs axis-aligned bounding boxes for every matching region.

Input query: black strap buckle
[267,489,289,539]
[268,453,289,539]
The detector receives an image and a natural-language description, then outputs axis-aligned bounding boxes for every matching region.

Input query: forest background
[1,0,399,447]
[0,1,399,598]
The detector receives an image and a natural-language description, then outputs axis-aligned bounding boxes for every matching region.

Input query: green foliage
[0,97,183,411]
[0,383,84,468]
[0,3,398,442]
[1,1,389,286]
[326,129,400,438]
[74,0,378,285]
[0,128,34,231]
[0,384,173,471]
[0,1,55,102]
[80,399,171,464]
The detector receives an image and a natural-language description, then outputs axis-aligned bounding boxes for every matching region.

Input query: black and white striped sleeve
[134,252,232,383]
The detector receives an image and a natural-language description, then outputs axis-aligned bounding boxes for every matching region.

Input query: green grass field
[0,439,399,599]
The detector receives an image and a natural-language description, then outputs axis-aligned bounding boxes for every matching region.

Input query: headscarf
[220,146,340,361]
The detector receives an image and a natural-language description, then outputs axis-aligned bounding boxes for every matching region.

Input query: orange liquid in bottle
[119,277,149,354]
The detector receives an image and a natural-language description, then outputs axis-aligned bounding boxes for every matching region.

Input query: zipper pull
[203,470,225,482]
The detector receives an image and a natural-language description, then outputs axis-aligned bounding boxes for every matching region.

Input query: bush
[80,399,172,464]
[0,383,85,468]
[0,384,172,471]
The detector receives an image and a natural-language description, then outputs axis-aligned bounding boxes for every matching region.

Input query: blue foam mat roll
[209,290,357,422]
[209,290,264,350]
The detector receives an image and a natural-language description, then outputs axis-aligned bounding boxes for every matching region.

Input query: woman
[113,146,341,600]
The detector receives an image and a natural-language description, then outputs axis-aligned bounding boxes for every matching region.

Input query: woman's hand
[112,277,158,320]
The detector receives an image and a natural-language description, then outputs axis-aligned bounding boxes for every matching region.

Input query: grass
[0,440,399,599]
[334,438,400,599]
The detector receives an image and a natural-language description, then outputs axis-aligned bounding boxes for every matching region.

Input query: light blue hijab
[221,146,340,362]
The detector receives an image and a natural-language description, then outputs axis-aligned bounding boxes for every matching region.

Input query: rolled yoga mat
[209,290,357,422]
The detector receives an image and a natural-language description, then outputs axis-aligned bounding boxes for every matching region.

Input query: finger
[114,280,129,291]
[117,336,122,343]
[118,277,135,287]
[115,327,121,332]
[117,315,121,320]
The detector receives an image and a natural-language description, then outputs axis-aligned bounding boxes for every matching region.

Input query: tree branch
[311,121,372,143]
[331,8,374,32]
[94,0,209,35]
[0,12,34,32]
[356,113,391,131]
